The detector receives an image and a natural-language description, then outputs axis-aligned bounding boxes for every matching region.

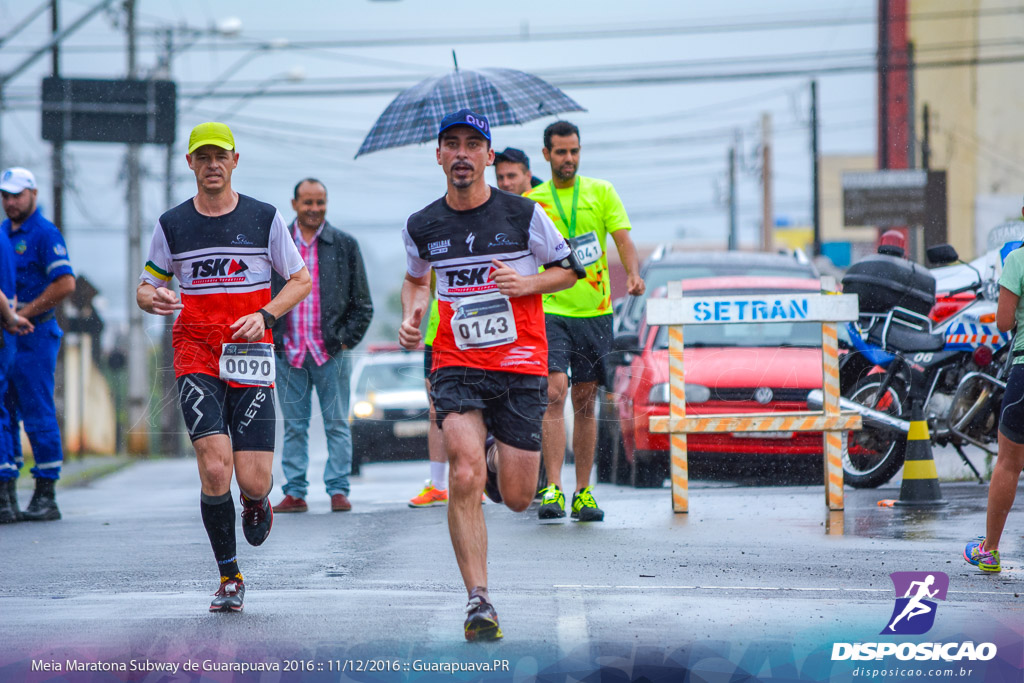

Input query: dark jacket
[271,220,373,355]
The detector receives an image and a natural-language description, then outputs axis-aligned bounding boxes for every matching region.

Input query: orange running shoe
[409,480,448,508]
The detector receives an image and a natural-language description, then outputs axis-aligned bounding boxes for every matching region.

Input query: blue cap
[438,108,491,140]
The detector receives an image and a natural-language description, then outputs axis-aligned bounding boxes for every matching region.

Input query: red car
[601,276,827,487]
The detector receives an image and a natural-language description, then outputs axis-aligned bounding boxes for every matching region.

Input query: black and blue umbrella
[355,66,585,158]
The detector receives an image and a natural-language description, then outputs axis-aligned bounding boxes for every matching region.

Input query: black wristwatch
[258,308,276,328]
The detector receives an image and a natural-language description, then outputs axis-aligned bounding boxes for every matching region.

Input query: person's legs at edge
[274,355,312,511]
[539,371,569,518]
[411,388,449,507]
[195,435,245,611]
[986,434,1024,549]
[313,352,353,511]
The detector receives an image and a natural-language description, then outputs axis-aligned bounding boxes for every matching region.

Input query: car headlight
[352,400,375,419]
[648,383,710,404]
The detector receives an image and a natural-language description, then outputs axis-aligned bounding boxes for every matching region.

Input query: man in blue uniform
[1,167,76,521]
[0,225,34,523]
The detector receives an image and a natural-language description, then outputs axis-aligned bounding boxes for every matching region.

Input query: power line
[6,4,1021,54]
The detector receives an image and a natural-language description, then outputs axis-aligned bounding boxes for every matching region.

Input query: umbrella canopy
[355,68,585,158]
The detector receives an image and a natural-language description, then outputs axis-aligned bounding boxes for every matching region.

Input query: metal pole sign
[41,76,176,145]
[841,169,935,228]
[646,280,862,513]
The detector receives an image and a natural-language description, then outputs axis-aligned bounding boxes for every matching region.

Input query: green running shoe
[537,484,565,519]
[571,486,605,522]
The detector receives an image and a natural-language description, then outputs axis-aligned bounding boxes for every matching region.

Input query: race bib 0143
[219,342,275,386]
[450,292,518,350]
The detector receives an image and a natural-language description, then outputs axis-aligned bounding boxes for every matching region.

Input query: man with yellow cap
[137,122,311,612]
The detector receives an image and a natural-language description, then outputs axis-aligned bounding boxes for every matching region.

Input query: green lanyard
[549,177,580,238]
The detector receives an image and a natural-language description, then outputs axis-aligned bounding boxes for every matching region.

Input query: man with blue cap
[1,167,76,522]
[399,109,584,640]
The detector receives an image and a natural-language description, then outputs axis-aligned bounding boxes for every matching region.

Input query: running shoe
[409,480,448,508]
[464,595,503,641]
[484,437,502,504]
[964,539,1001,572]
[210,577,245,613]
[537,484,566,519]
[240,495,273,547]
[571,486,605,522]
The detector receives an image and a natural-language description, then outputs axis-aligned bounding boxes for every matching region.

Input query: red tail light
[973,346,993,367]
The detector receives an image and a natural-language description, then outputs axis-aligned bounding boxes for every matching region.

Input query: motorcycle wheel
[843,375,909,488]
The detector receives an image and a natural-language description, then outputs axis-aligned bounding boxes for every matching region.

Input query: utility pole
[810,79,821,257]
[50,0,64,232]
[921,103,931,170]
[125,0,148,454]
[727,137,737,251]
[158,28,181,457]
[761,112,773,252]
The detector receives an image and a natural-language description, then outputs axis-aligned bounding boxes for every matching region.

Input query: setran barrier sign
[646,283,862,514]
[41,77,176,145]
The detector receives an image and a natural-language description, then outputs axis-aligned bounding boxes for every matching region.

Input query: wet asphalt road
[1,438,1021,676]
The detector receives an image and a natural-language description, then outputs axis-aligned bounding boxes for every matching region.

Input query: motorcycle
[808,243,1012,488]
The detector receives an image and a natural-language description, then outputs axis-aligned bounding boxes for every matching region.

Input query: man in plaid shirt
[270,178,373,513]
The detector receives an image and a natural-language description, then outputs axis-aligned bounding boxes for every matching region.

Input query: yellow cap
[187,122,236,154]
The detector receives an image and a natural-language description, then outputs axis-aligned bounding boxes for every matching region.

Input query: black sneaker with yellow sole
[537,484,566,519]
[464,595,503,641]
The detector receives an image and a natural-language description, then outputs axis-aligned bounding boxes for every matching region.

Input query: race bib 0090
[219,342,275,386]
[450,292,518,350]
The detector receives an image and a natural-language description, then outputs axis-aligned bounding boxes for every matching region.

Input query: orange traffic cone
[894,403,947,507]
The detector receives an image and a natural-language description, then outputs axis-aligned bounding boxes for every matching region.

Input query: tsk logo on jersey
[428,239,450,255]
[882,571,948,635]
[190,257,250,284]
[446,265,498,294]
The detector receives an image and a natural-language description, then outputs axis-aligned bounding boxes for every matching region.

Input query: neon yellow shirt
[526,175,631,317]
[425,298,440,346]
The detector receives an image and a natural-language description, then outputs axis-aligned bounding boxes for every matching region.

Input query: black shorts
[423,345,433,381]
[177,373,276,452]
[546,313,613,385]
[430,366,547,451]
[999,364,1024,444]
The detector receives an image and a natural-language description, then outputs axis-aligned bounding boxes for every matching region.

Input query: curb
[15,456,137,491]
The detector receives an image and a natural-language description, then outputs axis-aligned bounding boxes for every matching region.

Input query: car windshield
[622,261,816,330]
[653,320,822,349]
[355,359,424,395]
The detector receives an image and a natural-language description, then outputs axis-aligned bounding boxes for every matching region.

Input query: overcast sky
[0,0,877,341]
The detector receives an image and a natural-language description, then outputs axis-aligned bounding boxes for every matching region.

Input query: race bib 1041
[569,231,603,267]
[219,342,275,386]
[450,292,518,350]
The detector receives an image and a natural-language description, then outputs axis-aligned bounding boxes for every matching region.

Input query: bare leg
[426,379,446,470]
[234,450,275,500]
[495,440,540,513]
[542,372,569,490]
[570,380,599,493]
[985,432,1024,549]
[443,411,488,592]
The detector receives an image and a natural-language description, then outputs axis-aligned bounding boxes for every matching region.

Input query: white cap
[0,167,36,194]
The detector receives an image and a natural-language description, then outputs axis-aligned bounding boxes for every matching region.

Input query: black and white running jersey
[140,194,304,379]
[403,187,571,375]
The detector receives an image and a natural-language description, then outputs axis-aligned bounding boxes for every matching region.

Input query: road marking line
[553,584,1011,596]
